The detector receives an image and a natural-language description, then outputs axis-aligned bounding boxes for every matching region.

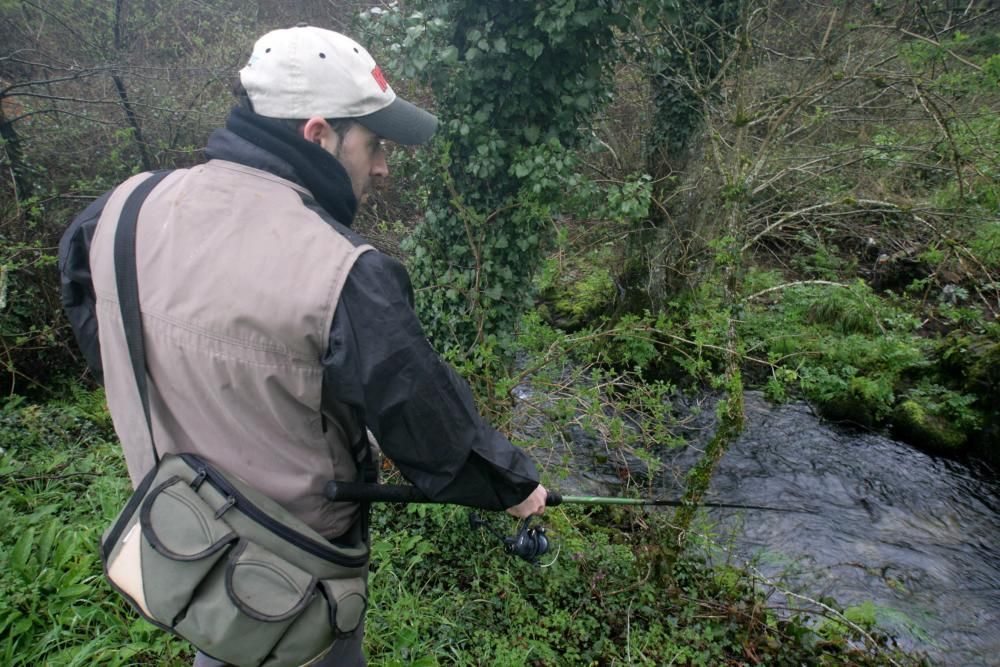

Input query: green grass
[0,388,925,666]
[0,393,191,666]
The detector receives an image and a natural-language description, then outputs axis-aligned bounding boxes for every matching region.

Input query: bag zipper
[179,453,368,568]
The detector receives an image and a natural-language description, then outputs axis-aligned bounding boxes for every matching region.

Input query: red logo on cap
[372,66,389,92]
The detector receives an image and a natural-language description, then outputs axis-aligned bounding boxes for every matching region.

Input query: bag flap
[226,540,317,622]
[140,476,236,560]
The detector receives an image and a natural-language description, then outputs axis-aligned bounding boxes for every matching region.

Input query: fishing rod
[325,481,807,513]
[325,481,812,565]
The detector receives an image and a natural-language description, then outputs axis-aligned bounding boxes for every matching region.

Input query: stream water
[520,390,1000,666]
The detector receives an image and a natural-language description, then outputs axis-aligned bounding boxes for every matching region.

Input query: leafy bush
[970,220,1000,270]
[364,500,918,667]
[742,282,934,426]
[738,276,994,454]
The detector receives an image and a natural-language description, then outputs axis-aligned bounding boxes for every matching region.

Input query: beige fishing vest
[89,162,373,538]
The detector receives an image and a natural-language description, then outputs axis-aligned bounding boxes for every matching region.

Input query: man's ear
[302,117,330,146]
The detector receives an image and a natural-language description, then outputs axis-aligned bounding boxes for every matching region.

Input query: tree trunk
[0,96,32,201]
[112,0,152,171]
[621,1,744,314]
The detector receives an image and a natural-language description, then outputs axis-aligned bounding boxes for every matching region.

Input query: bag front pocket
[320,577,367,635]
[262,575,368,667]
[138,476,237,623]
[176,539,334,667]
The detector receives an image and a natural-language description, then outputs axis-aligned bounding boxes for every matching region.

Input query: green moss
[554,266,615,321]
[964,339,1000,398]
[892,399,967,453]
[536,250,617,330]
[932,332,999,460]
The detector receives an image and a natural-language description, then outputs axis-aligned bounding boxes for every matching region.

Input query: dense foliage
[1,0,259,393]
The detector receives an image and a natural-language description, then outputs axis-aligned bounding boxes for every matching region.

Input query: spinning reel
[469,512,549,565]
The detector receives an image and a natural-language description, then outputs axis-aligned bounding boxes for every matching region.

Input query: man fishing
[60,25,546,666]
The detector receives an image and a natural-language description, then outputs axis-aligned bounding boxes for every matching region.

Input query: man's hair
[231,78,353,141]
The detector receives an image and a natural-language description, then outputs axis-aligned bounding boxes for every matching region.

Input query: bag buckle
[214,495,236,519]
[190,469,207,491]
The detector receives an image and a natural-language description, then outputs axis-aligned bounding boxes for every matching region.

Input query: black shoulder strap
[113,170,171,464]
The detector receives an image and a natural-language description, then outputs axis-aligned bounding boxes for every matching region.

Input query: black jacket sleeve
[321,250,540,511]
[58,190,113,384]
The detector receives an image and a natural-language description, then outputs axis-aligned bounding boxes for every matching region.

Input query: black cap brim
[355,96,437,145]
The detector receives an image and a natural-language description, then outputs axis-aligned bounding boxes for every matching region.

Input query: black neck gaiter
[224,106,358,226]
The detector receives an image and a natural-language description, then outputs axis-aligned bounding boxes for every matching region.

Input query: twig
[745,564,905,667]
[859,24,983,72]
[745,280,849,301]
[743,199,910,252]
[911,82,965,200]
[6,471,100,484]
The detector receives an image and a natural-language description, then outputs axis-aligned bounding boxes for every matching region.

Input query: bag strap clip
[190,468,208,491]
[214,496,236,520]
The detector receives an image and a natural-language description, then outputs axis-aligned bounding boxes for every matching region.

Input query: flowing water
[522,390,1000,666]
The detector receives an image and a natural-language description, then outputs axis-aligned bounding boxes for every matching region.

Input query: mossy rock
[932,331,1000,461]
[536,260,617,330]
[812,375,893,428]
[814,392,881,428]
[891,399,968,454]
[972,419,1000,467]
[964,339,1000,399]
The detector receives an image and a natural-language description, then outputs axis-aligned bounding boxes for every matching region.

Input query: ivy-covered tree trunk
[646,0,741,171]
[366,1,633,363]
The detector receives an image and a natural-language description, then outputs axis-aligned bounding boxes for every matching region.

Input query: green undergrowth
[365,499,924,666]
[0,390,189,666]
[738,273,992,458]
[534,259,995,461]
[0,387,925,666]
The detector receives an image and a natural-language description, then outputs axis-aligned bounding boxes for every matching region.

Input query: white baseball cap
[239,26,437,145]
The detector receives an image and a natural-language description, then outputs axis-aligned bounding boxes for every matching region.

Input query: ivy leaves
[362,0,634,360]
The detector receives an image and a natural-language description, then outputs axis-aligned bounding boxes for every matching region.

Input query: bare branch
[746,280,849,301]
[743,199,914,252]
[858,24,984,72]
[1,67,110,96]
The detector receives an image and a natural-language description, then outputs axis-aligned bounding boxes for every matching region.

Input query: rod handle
[325,481,433,504]
[325,482,566,508]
